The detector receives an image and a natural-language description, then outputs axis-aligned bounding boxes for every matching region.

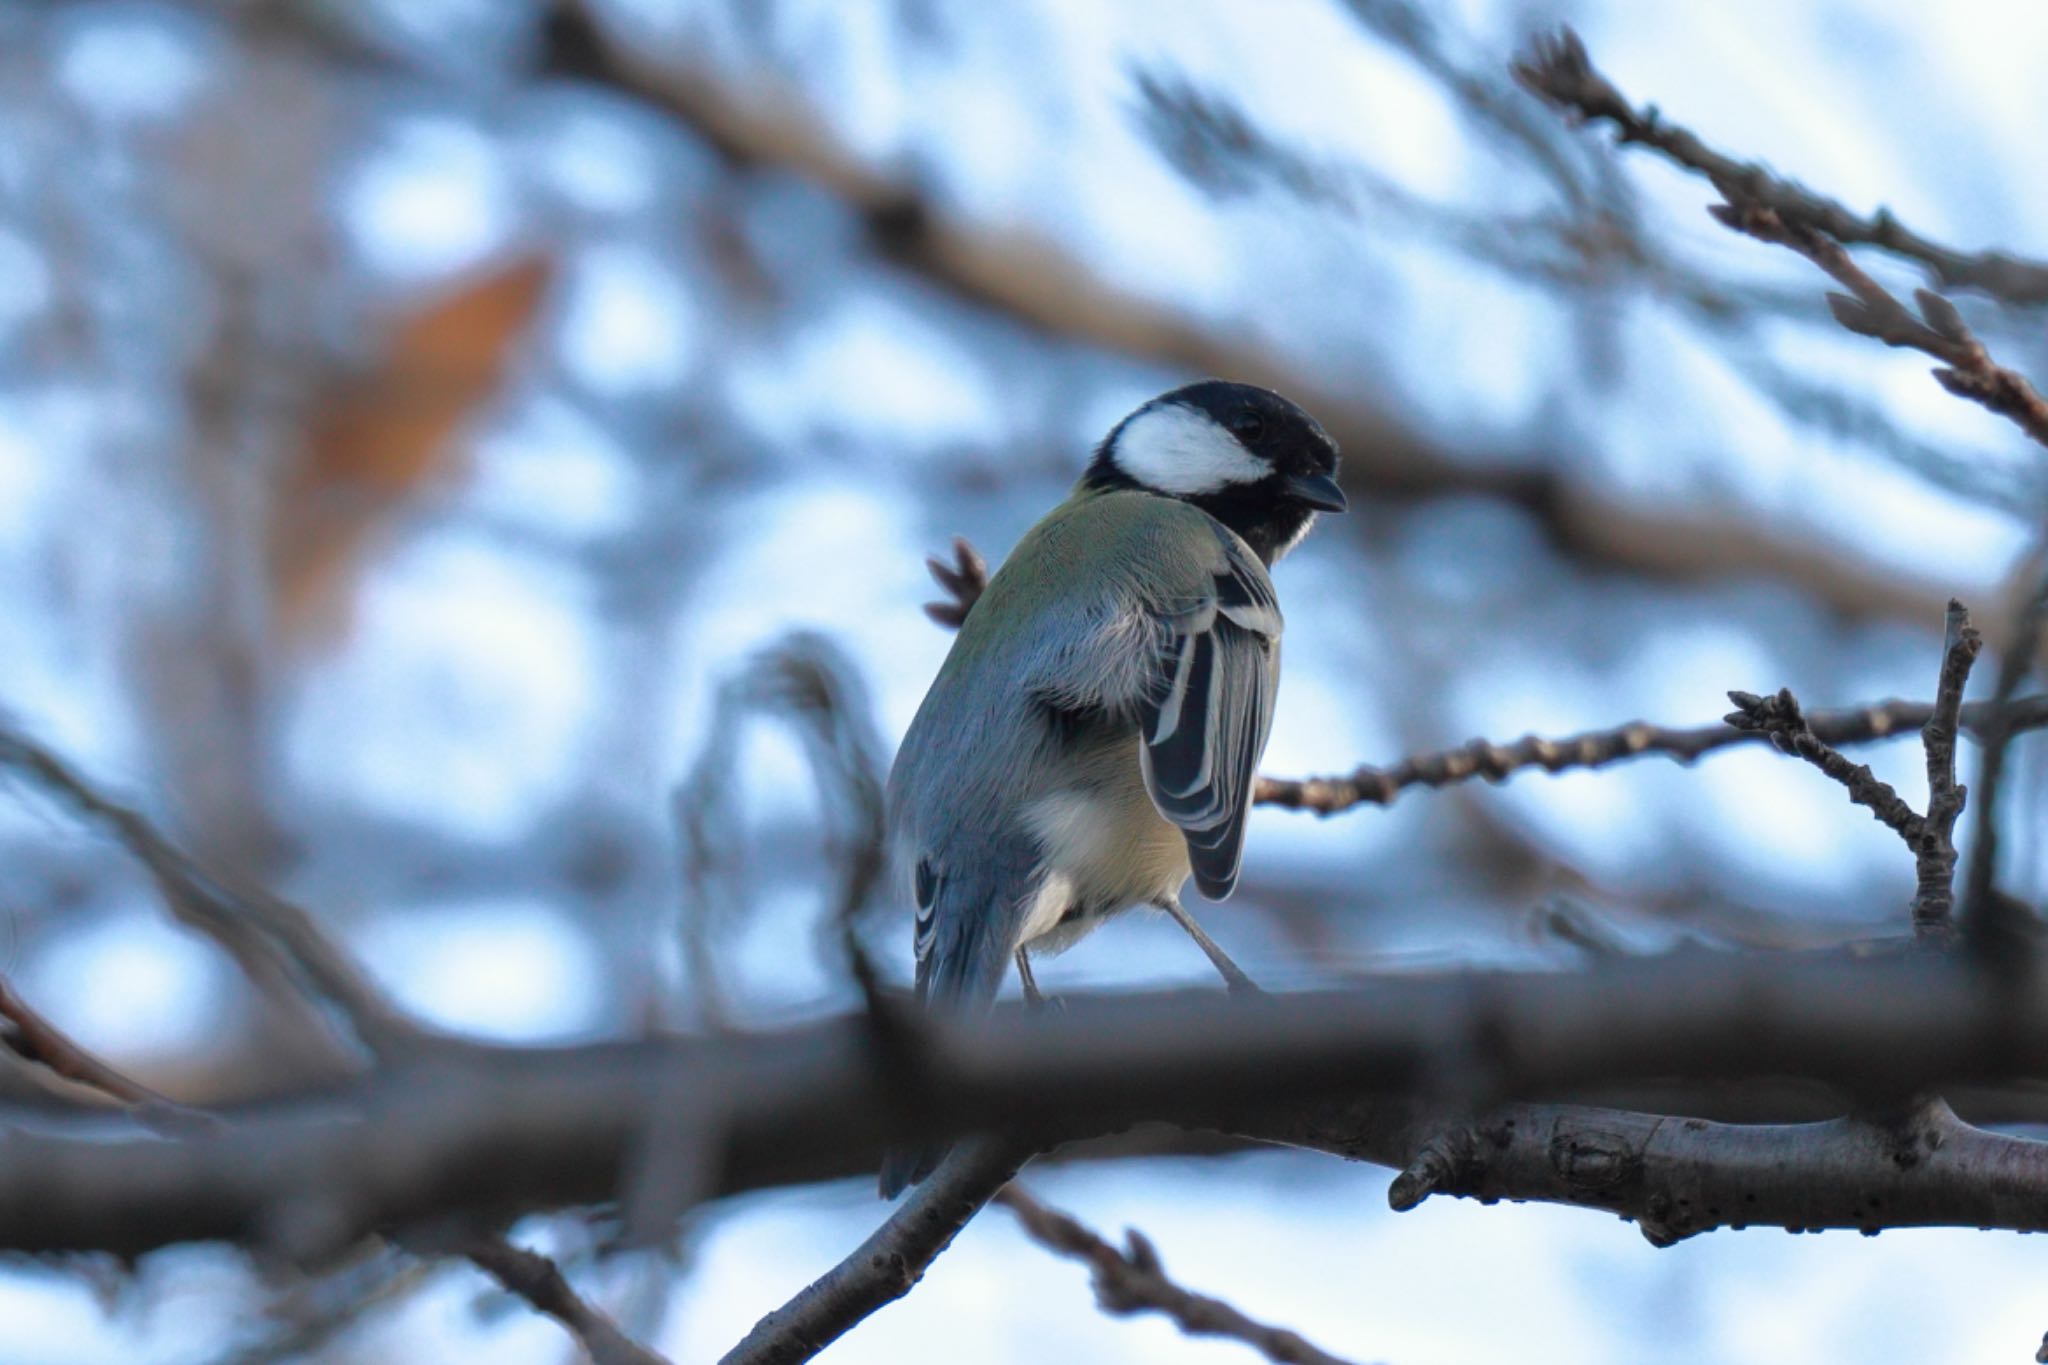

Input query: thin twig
[1513,28,2048,308]
[1712,202,2048,451]
[1913,600,1983,937]
[720,1138,1037,1365]
[1517,30,2048,451]
[1255,694,2048,815]
[462,1235,675,1365]
[998,1186,1364,1365]
[0,724,420,1059]
[1723,687,1922,840]
[0,972,215,1133]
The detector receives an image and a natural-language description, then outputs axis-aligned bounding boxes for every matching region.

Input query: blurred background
[2,0,2047,1360]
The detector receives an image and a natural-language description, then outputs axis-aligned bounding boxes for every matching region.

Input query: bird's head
[1085,380,1345,563]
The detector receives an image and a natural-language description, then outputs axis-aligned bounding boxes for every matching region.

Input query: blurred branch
[221,1245,434,1365]
[461,1235,675,1365]
[0,972,212,1130]
[999,1186,1363,1365]
[0,722,667,1361]
[0,722,420,1061]
[1513,29,2048,308]
[720,1138,1035,1365]
[672,633,891,1021]
[534,1,1953,628]
[1962,551,2048,950]
[1130,68,1796,328]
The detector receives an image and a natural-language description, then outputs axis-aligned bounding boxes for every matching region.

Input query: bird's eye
[1232,412,1265,442]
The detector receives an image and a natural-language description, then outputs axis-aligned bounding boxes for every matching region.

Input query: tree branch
[998,1185,1364,1365]
[1913,600,1983,936]
[531,2,1958,630]
[0,972,213,1132]
[0,725,422,1060]
[1962,552,2048,951]
[1255,693,2048,815]
[13,956,2048,1260]
[1517,29,2048,452]
[720,1138,1035,1365]
[1722,687,1923,840]
[1358,1093,2031,1246]
[461,1235,675,1365]
[1512,28,2048,308]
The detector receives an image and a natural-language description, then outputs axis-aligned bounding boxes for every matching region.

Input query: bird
[878,379,1344,1198]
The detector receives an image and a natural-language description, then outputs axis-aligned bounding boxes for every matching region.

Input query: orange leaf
[273,256,553,642]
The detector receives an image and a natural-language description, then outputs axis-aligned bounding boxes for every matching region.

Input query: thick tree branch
[13,956,2048,1259]
[1513,29,2048,308]
[1351,1093,2036,1246]
[999,1185,1364,1365]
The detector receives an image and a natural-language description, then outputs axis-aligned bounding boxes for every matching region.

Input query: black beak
[1284,471,1347,512]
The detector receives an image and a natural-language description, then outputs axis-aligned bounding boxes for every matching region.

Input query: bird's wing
[1133,523,1282,899]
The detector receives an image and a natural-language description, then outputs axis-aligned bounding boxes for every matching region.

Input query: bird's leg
[1155,897,1263,996]
[1014,947,1049,1009]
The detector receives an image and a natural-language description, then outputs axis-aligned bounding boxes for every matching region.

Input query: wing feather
[1135,528,1281,899]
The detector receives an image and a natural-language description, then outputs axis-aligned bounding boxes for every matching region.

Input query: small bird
[879,380,1344,1197]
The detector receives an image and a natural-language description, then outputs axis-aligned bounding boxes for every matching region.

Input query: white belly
[1017,785,1190,952]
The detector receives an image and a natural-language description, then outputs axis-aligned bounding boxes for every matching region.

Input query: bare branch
[999,1185,1365,1365]
[1912,600,1983,936]
[1255,693,2048,815]
[1366,1093,2031,1246]
[1709,201,2048,450]
[0,724,421,1060]
[720,1138,1035,1365]
[1513,28,2048,307]
[1519,30,2048,449]
[534,2,1955,629]
[1722,687,1923,841]
[461,1235,674,1365]
[0,972,213,1132]
[17,956,2048,1261]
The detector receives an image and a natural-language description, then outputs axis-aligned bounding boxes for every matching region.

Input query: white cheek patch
[1112,404,1267,495]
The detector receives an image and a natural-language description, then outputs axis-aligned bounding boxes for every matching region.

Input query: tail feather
[879,843,1031,1199]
